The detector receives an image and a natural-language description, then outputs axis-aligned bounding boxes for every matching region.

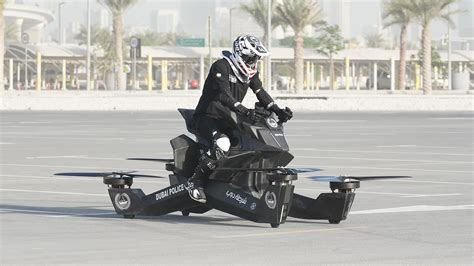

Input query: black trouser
[195,115,232,148]
[191,115,233,186]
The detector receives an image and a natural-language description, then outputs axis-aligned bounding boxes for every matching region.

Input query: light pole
[229,7,238,45]
[58,2,65,44]
[86,0,91,90]
[266,0,272,90]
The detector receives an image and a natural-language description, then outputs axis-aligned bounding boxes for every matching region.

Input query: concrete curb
[1,91,473,111]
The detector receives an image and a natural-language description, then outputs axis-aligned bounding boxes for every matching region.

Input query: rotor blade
[55,172,115,177]
[287,167,322,173]
[54,171,166,179]
[214,167,322,173]
[125,174,167,178]
[306,176,345,182]
[306,175,411,182]
[127,158,173,163]
[347,175,412,181]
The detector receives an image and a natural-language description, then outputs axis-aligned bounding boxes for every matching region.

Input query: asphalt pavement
[1,111,473,264]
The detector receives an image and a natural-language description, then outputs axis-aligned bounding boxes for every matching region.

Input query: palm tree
[364,32,387,48]
[239,0,281,46]
[275,0,324,93]
[99,0,138,90]
[398,0,461,94]
[383,0,413,91]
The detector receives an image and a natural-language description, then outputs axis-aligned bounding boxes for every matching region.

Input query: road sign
[21,33,29,44]
[176,38,205,47]
[130,37,139,48]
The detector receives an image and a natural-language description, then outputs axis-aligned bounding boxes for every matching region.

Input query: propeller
[306,175,412,183]
[127,158,174,163]
[54,171,166,179]
[214,167,322,173]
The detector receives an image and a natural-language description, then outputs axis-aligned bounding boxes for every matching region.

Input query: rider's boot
[188,153,216,203]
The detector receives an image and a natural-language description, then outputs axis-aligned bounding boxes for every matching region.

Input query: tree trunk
[294,31,304,93]
[113,11,125,91]
[421,23,432,94]
[398,24,408,91]
[329,53,334,90]
[0,4,4,91]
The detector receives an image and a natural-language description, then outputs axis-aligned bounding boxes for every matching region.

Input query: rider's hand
[271,105,293,123]
[235,104,260,123]
[246,109,261,123]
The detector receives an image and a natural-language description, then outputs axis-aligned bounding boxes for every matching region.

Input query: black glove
[271,105,293,123]
[235,104,260,122]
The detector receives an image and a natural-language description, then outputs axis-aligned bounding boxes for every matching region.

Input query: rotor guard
[288,192,356,223]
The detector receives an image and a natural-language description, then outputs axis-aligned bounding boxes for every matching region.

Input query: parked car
[366,70,391,90]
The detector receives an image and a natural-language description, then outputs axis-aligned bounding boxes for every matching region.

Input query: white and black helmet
[232,35,269,78]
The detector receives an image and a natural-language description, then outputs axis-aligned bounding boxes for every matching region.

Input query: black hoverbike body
[102,104,361,227]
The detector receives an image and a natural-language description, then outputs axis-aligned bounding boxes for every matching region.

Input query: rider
[188,34,293,203]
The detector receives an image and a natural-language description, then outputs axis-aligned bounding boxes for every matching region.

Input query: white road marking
[0,208,114,217]
[401,193,462,198]
[0,174,168,184]
[26,155,87,159]
[294,163,472,174]
[288,119,366,123]
[212,226,367,239]
[359,133,394,136]
[351,205,474,215]
[19,121,52,124]
[0,142,15,145]
[382,179,474,186]
[0,163,168,173]
[0,135,126,141]
[298,155,472,164]
[430,117,474,120]
[297,188,424,197]
[376,145,417,148]
[0,188,107,197]
[291,147,471,156]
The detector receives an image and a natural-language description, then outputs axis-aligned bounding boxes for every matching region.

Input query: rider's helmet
[232,34,269,79]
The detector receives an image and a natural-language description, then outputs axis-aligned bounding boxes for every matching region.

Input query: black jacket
[194,58,273,120]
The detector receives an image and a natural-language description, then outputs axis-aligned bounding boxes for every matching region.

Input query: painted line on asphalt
[0,174,168,184]
[0,208,114,217]
[297,187,463,198]
[401,193,462,198]
[297,155,472,164]
[291,147,471,156]
[0,135,126,141]
[294,163,472,174]
[0,163,168,173]
[351,205,474,215]
[212,226,367,239]
[289,119,367,123]
[26,155,87,159]
[0,188,107,197]
[430,117,474,120]
[0,142,15,145]
[382,179,473,186]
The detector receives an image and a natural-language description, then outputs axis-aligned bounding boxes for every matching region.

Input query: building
[92,8,111,30]
[3,0,54,43]
[150,9,179,33]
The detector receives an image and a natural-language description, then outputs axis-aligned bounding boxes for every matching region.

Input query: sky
[16,0,474,46]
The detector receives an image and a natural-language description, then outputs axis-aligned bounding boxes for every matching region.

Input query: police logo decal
[115,193,131,210]
[265,191,277,209]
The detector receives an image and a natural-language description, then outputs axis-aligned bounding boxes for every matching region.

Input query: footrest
[266,173,298,182]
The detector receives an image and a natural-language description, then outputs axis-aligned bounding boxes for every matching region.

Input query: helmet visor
[241,54,261,67]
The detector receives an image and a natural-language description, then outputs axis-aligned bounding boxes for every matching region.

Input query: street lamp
[229,7,238,45]
[266,0,272,90]
[58,2,65,44]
